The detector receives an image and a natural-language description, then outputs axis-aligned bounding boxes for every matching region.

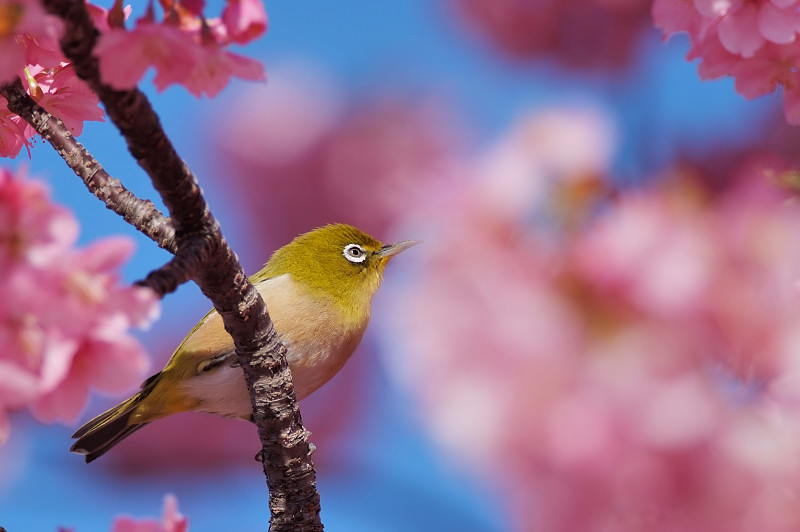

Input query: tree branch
[136,241,206,296]
[8,0,323,529]
[0,77,177,253]
[41,0,211,237]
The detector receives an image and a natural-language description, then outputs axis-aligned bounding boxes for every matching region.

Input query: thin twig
[136,241,208,296]
[0,78,177,253]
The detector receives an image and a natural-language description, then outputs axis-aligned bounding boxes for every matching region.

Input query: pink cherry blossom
[22,64,105,136]
[29,238,156,423]
[652,0,714,40]
[653,0,800,125]
[95,22,197,92]
[4,0,267,112]
[95,18,265,97]
[688,0,800,53]
[181,45,265,98]
[110,494,188,532]
[0,0,67,158]
[86,2,132,34]
[221,0,267,44]
[730,40,800,97]
[717,2,765,57]
[0,64,104,158]
[0,108,33,158]
[687,33,741,80]
[758,1,800,44]
[0,168,159,441]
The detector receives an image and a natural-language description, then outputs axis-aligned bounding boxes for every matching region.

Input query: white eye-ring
[343,243,367,263]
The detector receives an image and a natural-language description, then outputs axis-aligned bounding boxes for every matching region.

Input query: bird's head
[255,224,417,323]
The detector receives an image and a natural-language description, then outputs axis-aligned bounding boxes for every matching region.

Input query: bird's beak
[376,240,420,259]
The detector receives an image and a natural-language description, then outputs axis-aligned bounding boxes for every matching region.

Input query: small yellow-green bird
[71,224,416,462]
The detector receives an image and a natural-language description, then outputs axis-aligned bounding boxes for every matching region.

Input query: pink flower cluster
[0,0,106,158]
[94,0,267,98]
[0,0,267,158]
[383,107,800,530]
[653,0,800,125]
[0,168,158,442]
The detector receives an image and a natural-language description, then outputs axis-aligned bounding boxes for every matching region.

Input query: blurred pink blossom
[0,0,62,83]
[214,66,459,256]
[573,190,714,317]
[0,167,78,269]
[0,168,159,442]
[382,106,800,531]
[448,0,652,69]
[109,494,187,532]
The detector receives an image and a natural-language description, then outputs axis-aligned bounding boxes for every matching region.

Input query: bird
[70,223,417,463]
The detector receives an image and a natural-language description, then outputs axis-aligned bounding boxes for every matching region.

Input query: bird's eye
[343,243,367,263]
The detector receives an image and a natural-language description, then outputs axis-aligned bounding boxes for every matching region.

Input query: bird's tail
[70,375,159,463]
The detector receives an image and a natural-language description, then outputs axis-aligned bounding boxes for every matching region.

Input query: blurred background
[4,1,800,531]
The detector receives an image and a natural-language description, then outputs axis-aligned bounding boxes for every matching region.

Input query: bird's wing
[163,308,235,373]
[162,272,278,369]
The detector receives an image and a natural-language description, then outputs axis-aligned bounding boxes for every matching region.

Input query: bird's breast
[177,274,367,418]
[263,274,367,398]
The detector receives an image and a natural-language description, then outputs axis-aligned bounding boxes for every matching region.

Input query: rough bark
[2,0,323,529]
